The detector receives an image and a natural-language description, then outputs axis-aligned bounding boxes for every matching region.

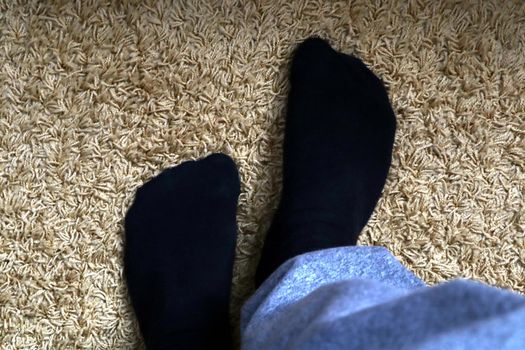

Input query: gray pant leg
[241,247,525,350]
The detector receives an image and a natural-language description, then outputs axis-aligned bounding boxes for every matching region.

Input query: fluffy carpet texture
[1,0,524,348]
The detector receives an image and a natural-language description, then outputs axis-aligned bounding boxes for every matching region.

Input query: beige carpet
[1,0,524,348]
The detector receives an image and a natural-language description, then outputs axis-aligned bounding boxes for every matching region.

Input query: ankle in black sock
[255,38,396,287]
[124,153,240,349]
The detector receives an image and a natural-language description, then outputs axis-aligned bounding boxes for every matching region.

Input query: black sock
[255,38,397,287]
[124,153,240,349]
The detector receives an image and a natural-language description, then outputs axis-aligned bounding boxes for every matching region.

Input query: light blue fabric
[241,246,525,350]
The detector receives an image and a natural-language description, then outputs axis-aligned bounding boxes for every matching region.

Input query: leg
[125,153,240,349]
[243,247,525,350]
[247,37,525,349]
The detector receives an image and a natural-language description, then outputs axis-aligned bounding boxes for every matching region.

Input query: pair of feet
[124,38,396,349]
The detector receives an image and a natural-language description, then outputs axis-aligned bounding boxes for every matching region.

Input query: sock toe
[294,37,333,55]
[290,37,339,82]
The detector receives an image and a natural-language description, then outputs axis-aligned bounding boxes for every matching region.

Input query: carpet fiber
[1,0,524,348]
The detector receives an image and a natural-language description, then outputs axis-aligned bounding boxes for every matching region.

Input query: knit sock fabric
[124,153,240,349]
[255,37,397,287]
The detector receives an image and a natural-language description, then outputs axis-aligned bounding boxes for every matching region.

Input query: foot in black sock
[124,153,240,349]
[255,38,397,286]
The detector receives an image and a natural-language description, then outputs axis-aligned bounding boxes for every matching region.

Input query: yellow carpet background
[1,0,524,348]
